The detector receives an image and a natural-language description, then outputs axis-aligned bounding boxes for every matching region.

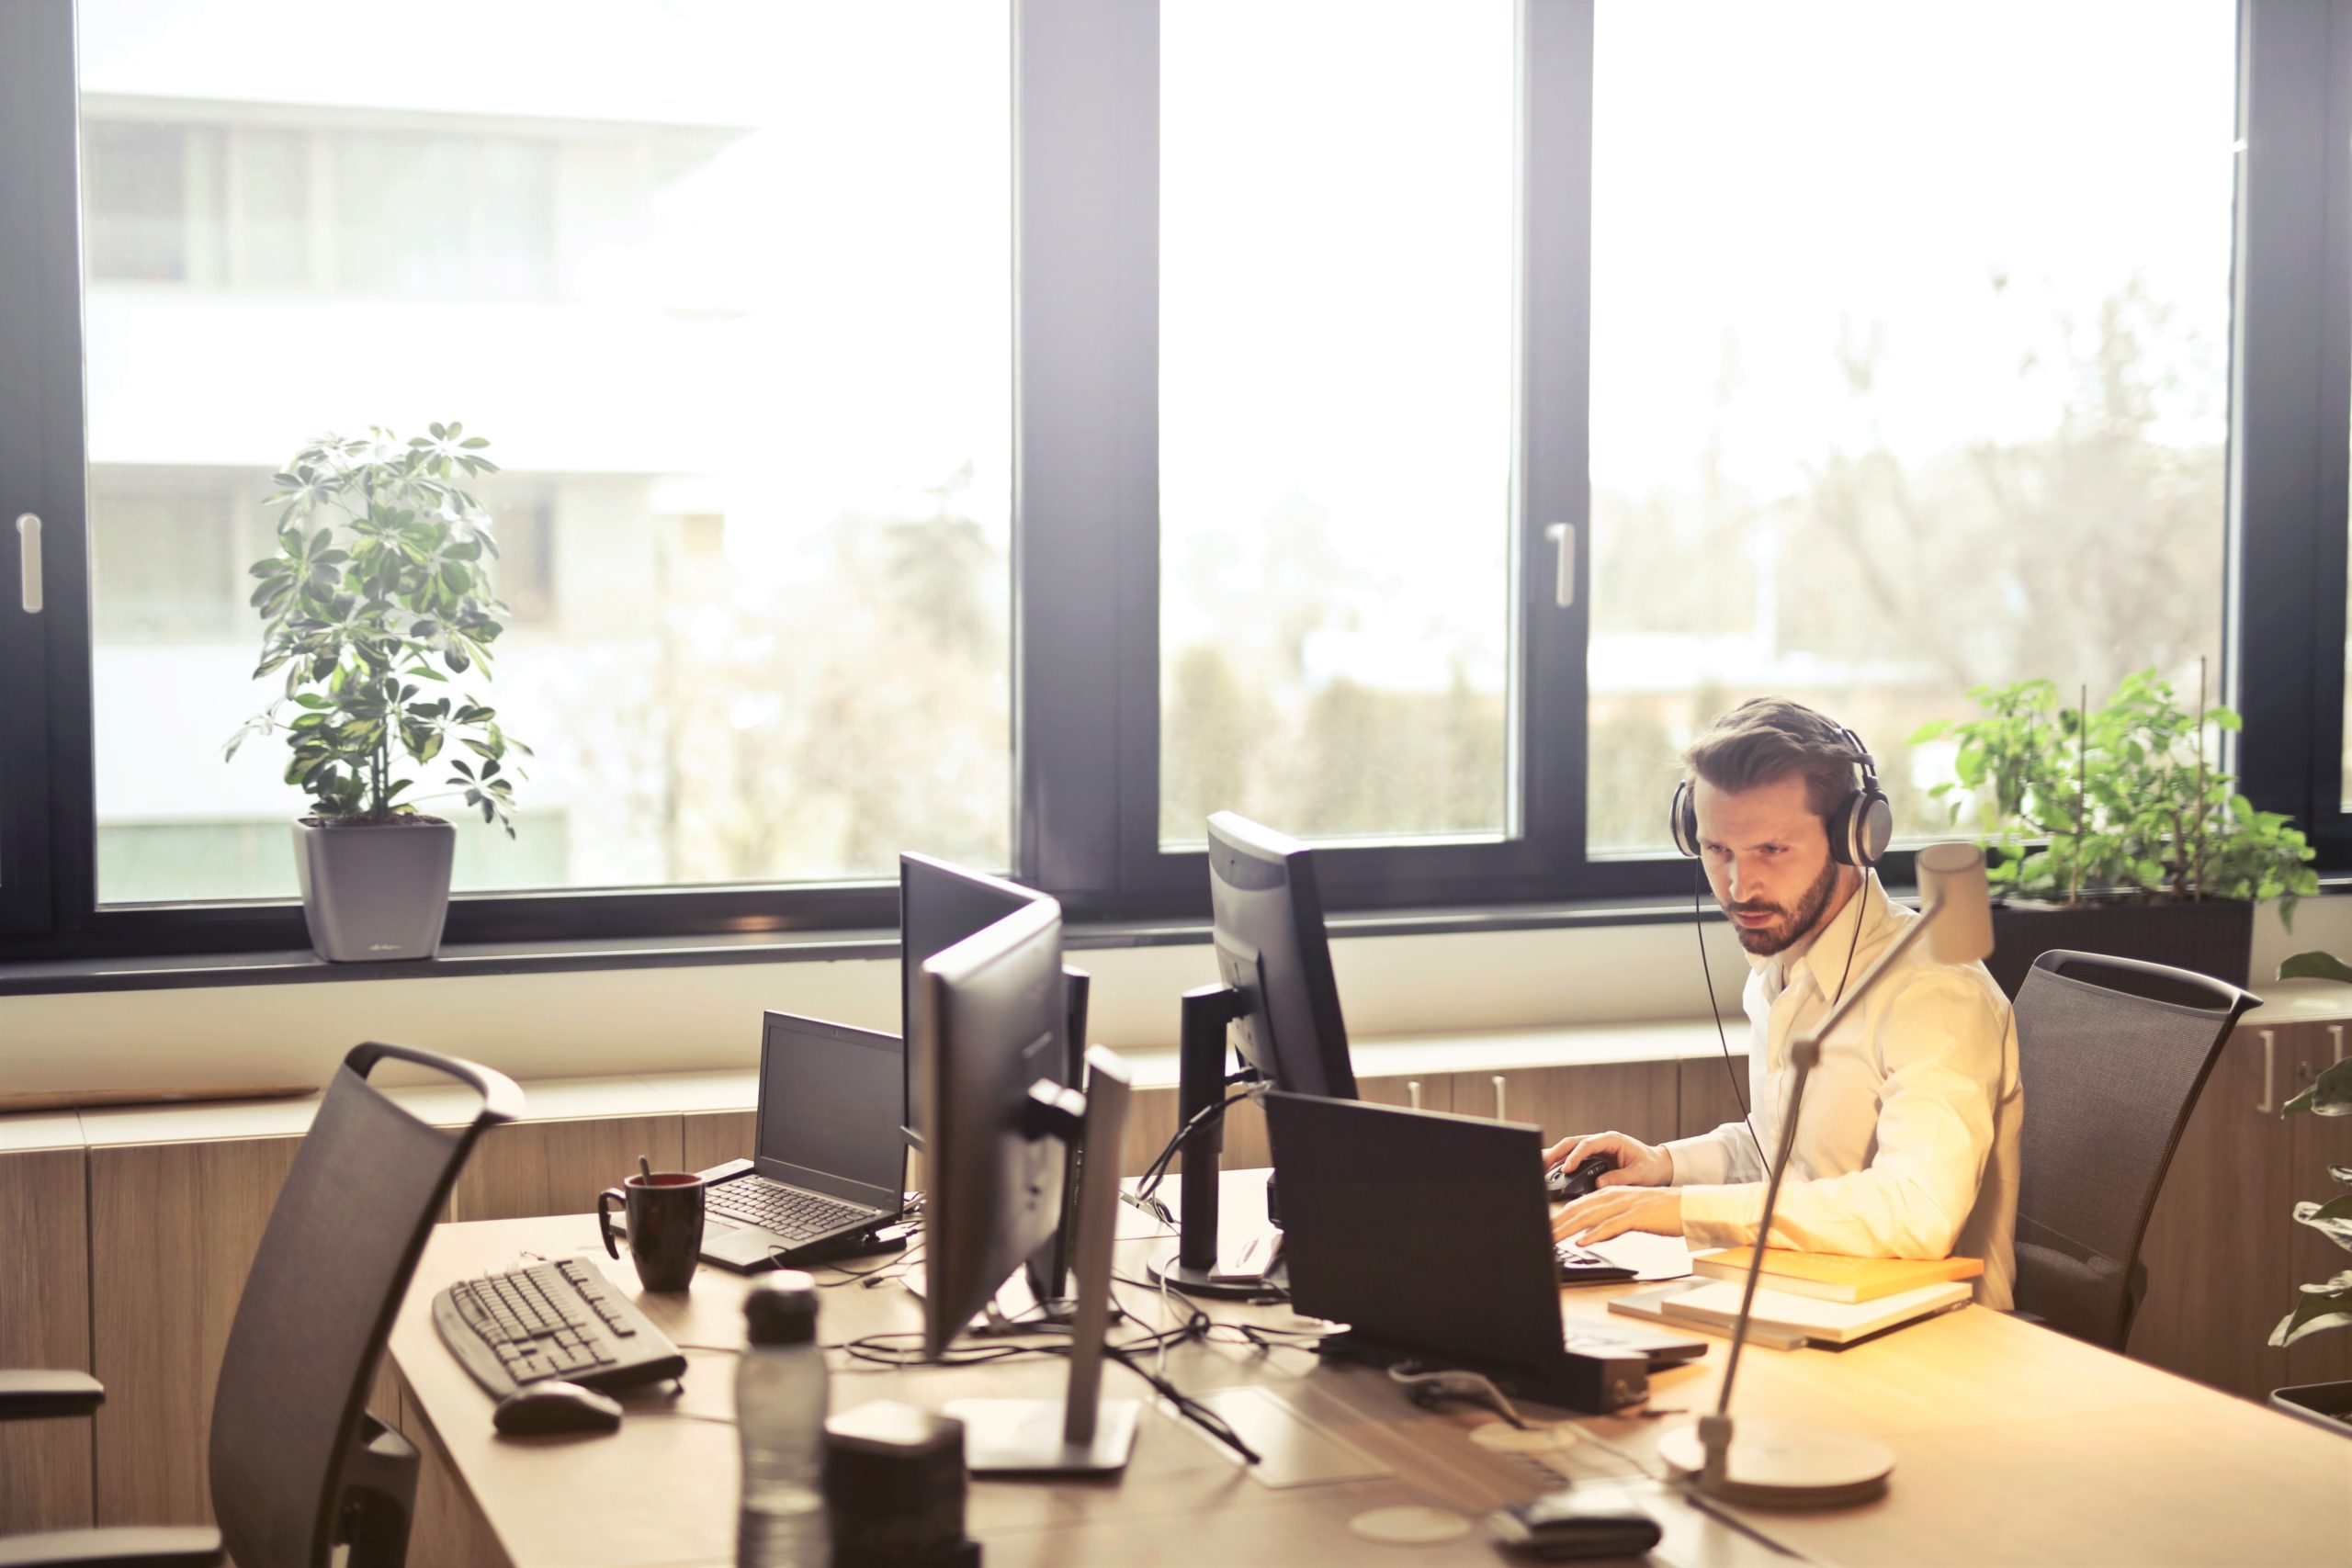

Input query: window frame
[1,0,2336,964]
[2233,0,2352,864]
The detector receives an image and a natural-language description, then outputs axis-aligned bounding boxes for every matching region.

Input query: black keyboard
[1555,1241,1638,1285]
[432,1258,686,1397]
[707,1175,877,1241]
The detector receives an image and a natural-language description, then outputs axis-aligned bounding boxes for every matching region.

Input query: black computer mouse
[492,1381,624,1437]
[1546,1154,1616,1204]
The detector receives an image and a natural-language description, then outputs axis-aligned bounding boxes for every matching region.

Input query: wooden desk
[389,1181,2352,1568]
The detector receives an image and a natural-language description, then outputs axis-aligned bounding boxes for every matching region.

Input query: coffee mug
[597,1170,706,1292]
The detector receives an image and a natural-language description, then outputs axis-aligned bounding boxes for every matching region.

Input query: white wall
[6,890,2346,1096]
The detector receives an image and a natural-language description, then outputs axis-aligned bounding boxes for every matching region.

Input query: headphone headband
[1669,716,1892,868]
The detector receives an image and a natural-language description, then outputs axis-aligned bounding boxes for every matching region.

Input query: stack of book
[1607,1248,1983,1348]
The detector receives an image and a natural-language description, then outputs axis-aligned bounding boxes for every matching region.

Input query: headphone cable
[1694,862,1770,1168]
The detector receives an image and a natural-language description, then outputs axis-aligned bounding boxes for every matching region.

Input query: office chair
[0,1043,522,1568]
[2009,950,2256,1350]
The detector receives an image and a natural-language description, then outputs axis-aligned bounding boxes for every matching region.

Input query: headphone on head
[1668,718,1893,870]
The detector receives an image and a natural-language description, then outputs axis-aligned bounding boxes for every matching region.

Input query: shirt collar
[1748,869,1888,998]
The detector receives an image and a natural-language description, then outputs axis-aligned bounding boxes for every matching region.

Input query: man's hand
[1553,1186,1683,1245]
[1542,1130,1672,1190]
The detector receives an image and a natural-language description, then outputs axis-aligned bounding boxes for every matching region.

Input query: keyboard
[1555,1240,1638,1285]
[432,1258,687,1398]
[707,1175,879,1242]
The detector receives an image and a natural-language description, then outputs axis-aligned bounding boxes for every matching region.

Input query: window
[71,0,1012,908]
[1158,1,1516,846]
[1587,0,2237,853]
[5,0,2346,962]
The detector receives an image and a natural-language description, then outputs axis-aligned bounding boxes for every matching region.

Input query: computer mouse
[492,1381,624,1437]
[1546,1154,1616,1203]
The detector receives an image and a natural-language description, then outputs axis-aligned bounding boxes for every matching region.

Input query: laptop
[1263,1091,1706,1413]
[697,1012,907,1272]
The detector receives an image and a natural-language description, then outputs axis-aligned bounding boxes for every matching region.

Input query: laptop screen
[755,1012,905,1210]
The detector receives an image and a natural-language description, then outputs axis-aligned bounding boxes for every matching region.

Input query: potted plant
[2268,965,2352,1434]
[224,423,529,961]
[1911,668,2315,997]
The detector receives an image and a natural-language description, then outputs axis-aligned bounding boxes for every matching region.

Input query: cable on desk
[1132,1084,1268,1209]
[828,1285,1265,1465]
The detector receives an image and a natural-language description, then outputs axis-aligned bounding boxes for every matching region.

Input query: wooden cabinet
[1442,1061,1679,1148]
[1677,1054,1753,1141]
[2287,1021,2352,1390]
[448,1115,684,1224]
[2126,1023,2300,1399]
[88,1135,305,1526]
[0,1145,93,1535]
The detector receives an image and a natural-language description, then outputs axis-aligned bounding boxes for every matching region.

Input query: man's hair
[1681,697,1861,828]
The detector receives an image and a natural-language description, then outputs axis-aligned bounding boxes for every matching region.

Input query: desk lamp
[1656,841,1994,1507]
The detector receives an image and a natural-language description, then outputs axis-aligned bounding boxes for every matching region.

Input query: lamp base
[1656,1418,1894,1509]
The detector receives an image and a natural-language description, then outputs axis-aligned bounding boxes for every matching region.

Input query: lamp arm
[1709,891,1949,1428]
[1784,896,1945,1072]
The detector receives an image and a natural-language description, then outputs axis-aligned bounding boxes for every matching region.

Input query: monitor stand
[948,1046,1141,1474]
[1147,984,1283,1299]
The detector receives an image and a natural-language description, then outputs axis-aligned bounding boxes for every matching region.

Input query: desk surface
[389,1179,2352,1568]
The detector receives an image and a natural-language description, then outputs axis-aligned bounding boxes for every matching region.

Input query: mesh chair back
[2012,950,2255,1349]
[208,1043,520,1568]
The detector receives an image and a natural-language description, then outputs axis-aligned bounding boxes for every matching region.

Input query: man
[1547,697,2023,1308]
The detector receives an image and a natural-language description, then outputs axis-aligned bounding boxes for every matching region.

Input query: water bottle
[737,1271,829,1567]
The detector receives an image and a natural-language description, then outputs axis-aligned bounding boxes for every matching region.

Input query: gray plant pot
[2269,1380,2352,1438]
[292,817,457,962]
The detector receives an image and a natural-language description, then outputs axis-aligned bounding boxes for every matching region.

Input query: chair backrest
[2011,950,2255,1350]
[208,1043,521,1568]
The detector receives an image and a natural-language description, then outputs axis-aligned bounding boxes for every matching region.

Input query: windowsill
[6,878,2349,1000]
[0,891,1733,998]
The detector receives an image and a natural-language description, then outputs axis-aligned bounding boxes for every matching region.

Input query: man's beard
[1728,854,1844,956]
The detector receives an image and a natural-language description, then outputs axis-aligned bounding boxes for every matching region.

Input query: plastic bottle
[736,1271,829,1567]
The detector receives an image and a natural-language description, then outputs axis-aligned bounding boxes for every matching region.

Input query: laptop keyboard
[1556,1240,1638,1284]
[708,1175,877,1240]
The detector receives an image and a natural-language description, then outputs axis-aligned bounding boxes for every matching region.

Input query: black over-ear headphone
[1668,720,1893,869]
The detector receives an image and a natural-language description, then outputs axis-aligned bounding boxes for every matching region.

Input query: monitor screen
[755,1013,905,1210]
[1206,811,1358,1099]
[900,852,1052,1148]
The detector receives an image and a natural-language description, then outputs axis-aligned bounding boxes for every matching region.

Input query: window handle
[2332,1024,2345,1067]
[1407,1079,1422,1111]
[1492,1075,1508,1121]
[1545,522,1576,608]
[15,513,39,614]
[2255,1028,2277,1115]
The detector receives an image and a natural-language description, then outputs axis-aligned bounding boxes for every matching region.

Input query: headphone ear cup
[1669,780,1700,858]
[1855,789,1893,868]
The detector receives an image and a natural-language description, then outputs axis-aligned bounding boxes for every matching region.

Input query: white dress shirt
[1661,872,2023,1309]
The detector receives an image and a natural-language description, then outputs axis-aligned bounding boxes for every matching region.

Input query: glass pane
[1587,0,2234,852]
[1159,0,1515,846]
[79,2,1012,902]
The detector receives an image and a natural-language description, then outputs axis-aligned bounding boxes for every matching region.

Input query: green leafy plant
[1910,669,2315,917]
[225,423,529,834]
[2272,964,2352,1350]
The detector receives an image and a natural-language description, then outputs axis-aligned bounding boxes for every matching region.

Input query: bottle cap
[743,1270,820,1345]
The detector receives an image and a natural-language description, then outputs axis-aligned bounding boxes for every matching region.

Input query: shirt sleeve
[1662,1120,1767,1188]
[1677,968,2009,1259]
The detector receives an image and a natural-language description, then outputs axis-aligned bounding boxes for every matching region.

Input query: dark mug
[597,1171,706,1292]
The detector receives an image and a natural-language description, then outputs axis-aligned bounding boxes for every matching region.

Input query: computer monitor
[918,897,1138,1472]
[1151,812,1361,1297]
[900,852,1088,1312]
[899,852,1049,1150]
[1206,811,1359,1100]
